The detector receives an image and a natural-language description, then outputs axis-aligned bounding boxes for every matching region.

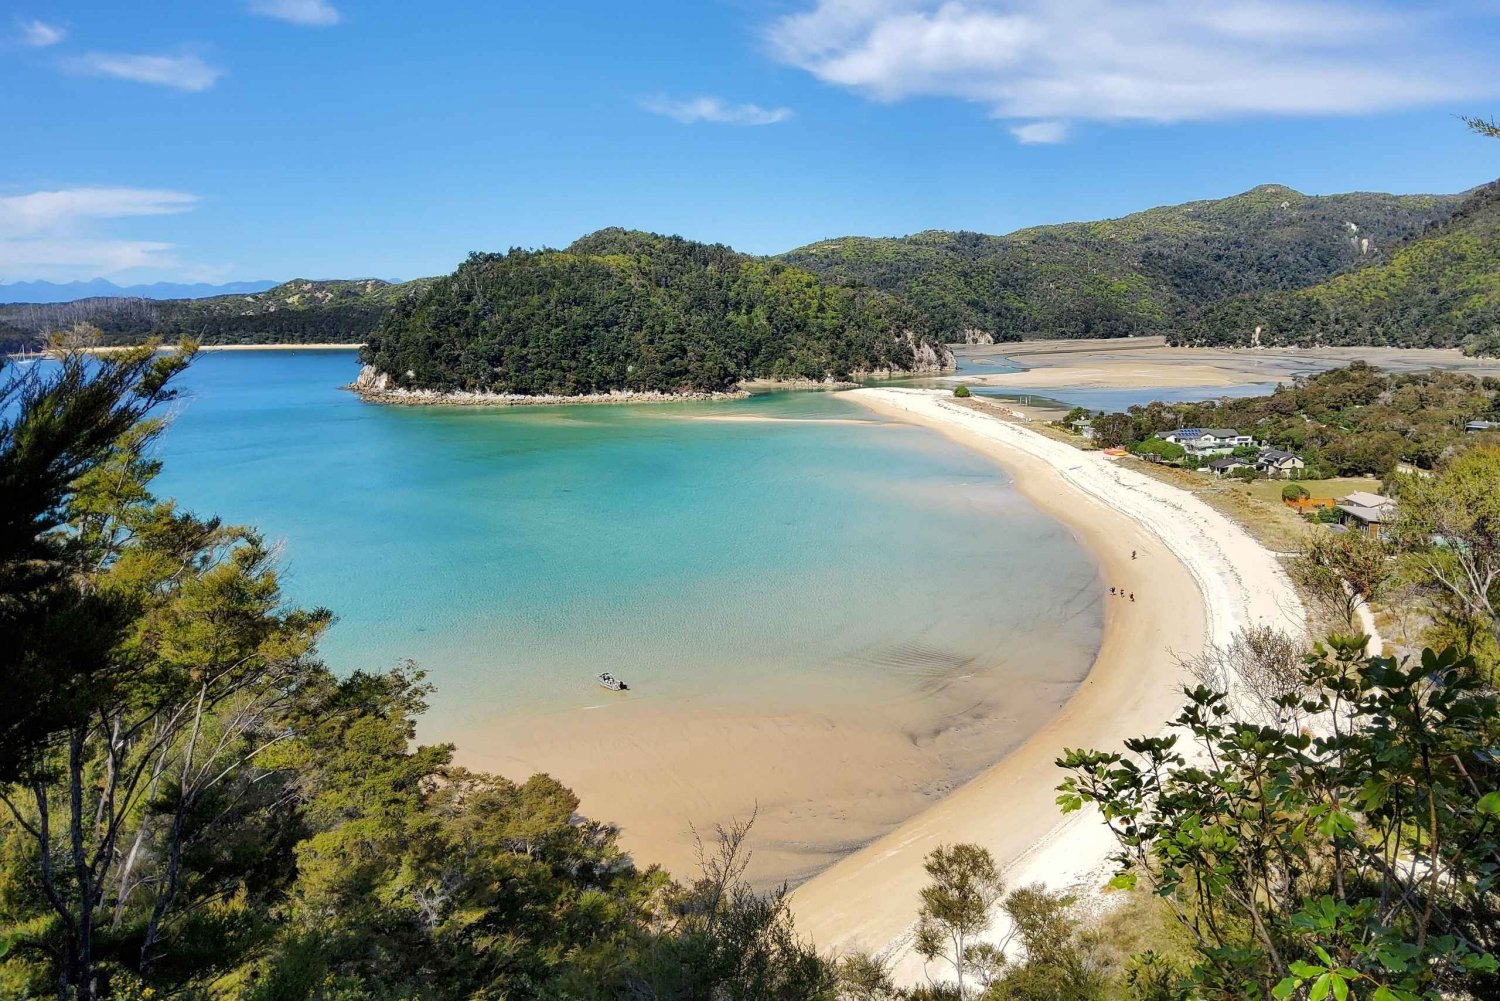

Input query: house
[1070,418,1096,441]
[1465,420,1499,434]
[1336,491,1396,537]
[1203,456,1254,477]
[1160,428,1257,458]
[1256,448,1306,478]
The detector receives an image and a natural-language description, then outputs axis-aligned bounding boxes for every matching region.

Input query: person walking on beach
[1109,586,1116,596]
[1130,592,1135,602]
[1132,550,1137,560]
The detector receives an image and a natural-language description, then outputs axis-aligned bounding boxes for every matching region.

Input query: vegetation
[0,348,839,1000]
[1393,446,1500,675]
[0,280,426,352]
[953,385,972,398]
[361,230,948,396]
[1185,181,1500,356]
[5,344,1499,1000]
[782,186,1461,343]
[1059,636,1500,1000]
[1072,362,1500,477]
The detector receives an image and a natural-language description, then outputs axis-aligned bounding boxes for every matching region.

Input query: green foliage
[0,279,426,350]
[1393,445,1500,675]
[0,352,846,1001]
[954,384,972,398]
[362,232,947,395]
[1082,362,1500,475]
[1186,181,1500,356]
[1058,637,1500,1000]
[1292,528,1394,629]
[914,844,1006,996]
[1129,438,1187,463]
[783,186,1459,342]
[1282,483,1310,502]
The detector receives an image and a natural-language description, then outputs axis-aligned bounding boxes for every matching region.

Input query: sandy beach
[790,388,1305,980]
[951,336,1500,390]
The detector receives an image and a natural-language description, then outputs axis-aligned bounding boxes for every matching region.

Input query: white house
[1160,428,1256,458]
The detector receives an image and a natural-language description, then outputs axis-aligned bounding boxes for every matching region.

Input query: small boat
[596,672,629,692]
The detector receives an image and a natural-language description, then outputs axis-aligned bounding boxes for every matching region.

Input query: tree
[1182,626,1305,723]
[1131,438,1186,463]
[1462,115,1500,139]
[1393,446,1500,662]
[914,844,1006,997]
[1292,528,1395,630]
[953,385,972,398]
[1058,637,1500,999]
[982,885,1111,1001]
[1281,483,1309,502]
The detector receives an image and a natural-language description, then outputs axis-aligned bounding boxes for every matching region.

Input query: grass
[1241,476,1383,506]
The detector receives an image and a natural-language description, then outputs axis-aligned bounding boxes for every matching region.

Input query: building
[1465,420,1499,434]
[1204,456,1254,477]
[1256,448,1306,478]
[1336,491,1396,537]
[1160,428,1257,458]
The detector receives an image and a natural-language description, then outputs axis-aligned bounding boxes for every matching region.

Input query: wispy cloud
[0,188,200,237]
[18,18,65,47]
[1009,119,1068,144]
[66,52,224,91]
[0,187,202,281]
[766,0,1496,142]
[641,95,793,126]
[248,0,341,27]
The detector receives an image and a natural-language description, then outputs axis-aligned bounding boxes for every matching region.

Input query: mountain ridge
[0,278,281,304]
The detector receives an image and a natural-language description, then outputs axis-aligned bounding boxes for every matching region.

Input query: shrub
[953,384,972,398]
[1281,483,1310,502]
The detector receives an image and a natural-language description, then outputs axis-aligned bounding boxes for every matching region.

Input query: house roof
[1201,428,1243,438]
[1467,420,1499,431]
[1206,456,1251,469]
[1260,449,1299,462]
[1341,491,1393,508]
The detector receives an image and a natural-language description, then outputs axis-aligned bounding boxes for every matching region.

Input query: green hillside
[360,229,947,396]
[0,278,428,350]
[781,186,1461,342]
[1183,181,1500,355]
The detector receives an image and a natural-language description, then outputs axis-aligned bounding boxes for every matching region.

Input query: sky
[3,0,1499,284]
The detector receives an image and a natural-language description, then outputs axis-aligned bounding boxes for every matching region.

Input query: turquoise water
[141,350,1102,739]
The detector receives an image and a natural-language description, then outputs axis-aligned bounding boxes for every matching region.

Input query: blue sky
[3,0,1498,284]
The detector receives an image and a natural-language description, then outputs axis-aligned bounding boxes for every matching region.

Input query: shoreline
[790,388,1304,980]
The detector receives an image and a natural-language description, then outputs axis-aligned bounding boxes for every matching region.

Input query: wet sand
[790,389,1304,980]
[952,337,1500,390]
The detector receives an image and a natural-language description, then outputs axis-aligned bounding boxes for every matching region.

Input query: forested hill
[781,185,1462,342]
[0,278,426,351]
[359,230,948,395]
[1181,181,1500,356]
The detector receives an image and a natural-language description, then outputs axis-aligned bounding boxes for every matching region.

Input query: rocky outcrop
[959,329,995,345]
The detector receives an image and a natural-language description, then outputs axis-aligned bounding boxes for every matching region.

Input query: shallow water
[139,350,1103,743]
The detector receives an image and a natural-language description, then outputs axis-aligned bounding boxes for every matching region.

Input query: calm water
[126,351,1103,737]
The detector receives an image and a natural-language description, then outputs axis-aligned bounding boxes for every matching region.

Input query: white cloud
[0,188,199,237]
[766,0,1495,140]
[19,18,65,47]
[1009,119,1068,143]
[642,95,793,126]
[248,0,341,27]
[0,187,203,282]
[66,52,224,91]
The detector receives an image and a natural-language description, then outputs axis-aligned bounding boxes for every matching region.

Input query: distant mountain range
[0,278,279,304]
[2,181,1495,358]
